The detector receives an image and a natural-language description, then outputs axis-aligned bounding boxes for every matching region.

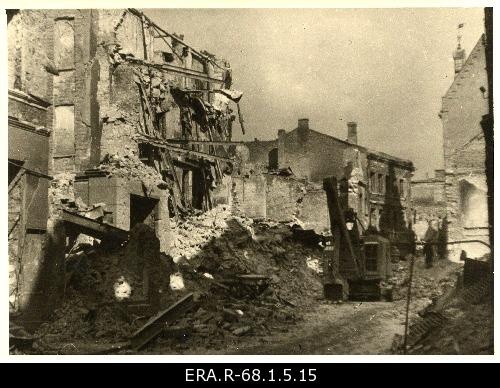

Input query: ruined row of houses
[241,119,415,241]
[7,8,491,329]
[7,8,416,328]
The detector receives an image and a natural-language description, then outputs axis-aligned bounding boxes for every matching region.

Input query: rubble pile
[97,147,170,191]
[169,205,233,263]
[388,259,460,301]
[35,294,137,344]
[32,203,324,352]
[402,269,493,355]
[154,208,325,351]
[408,293,493,354]
[34,224,172,349]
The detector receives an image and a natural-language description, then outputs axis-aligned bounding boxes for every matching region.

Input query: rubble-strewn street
[14,231,475,355]
[7,7,493,357]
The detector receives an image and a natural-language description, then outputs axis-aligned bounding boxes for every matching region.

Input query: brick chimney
[297,118,309,144]
[347,121,358,144]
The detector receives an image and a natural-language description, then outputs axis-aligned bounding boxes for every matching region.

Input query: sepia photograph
[4,1,494,359]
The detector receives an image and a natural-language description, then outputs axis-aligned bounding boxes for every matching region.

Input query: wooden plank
[165,139,244,146]
[236,274,270,280]
[130,293,195,350]
[61,210,129,242]
[8,169,26,193]
[237,102,246,135]
[159,149,183,203]
[206,125,223,181]
[135,134,234,163]
[127,8,224,69]
[140,14,149,61]
[134,75,150,136]
[138,82,158,138]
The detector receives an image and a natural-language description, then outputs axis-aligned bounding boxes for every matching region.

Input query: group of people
[422,218,448,268]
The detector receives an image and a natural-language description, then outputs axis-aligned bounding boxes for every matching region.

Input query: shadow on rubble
[144,217,326,353]
[20,215,325,354]
[378,163,415,259]
[10,220,66,337]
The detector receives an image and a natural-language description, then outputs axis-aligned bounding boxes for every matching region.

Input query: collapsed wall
[232,172,330,234]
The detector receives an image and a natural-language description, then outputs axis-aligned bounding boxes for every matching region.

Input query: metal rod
[403,254,415,354]
[415,240,491,248]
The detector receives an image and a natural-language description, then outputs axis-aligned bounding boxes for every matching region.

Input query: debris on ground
[29,205,325,354]
[387,258,461,301]
[391,260,493,355]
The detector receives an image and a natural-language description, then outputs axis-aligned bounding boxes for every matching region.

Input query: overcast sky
[146,8,485,178]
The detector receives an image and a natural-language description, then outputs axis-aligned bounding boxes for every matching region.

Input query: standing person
[423,220,439,268]
[437,216,448,260]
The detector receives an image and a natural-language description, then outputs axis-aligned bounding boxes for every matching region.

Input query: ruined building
[439,34,490,260]
[8,9,242,326]
[411,170,446,240]
[243,119,415,239]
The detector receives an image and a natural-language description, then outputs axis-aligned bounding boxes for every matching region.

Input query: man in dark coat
[423,220,439,268]
[437,216,448,260]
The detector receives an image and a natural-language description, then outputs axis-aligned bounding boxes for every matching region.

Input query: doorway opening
[130,194,159,230]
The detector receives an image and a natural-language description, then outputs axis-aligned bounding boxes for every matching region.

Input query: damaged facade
[411,170,446,240]
[8,8,243,327]
[439,34,490,260]
[242,119,415,249]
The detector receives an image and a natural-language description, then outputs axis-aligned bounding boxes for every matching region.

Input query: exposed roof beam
[165,139,244,146]
[134,134,234,163]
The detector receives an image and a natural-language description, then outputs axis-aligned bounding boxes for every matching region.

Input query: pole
[237,103,246,135]
[403,254,415,354]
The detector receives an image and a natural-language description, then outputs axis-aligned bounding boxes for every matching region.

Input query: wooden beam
[159,149,183,205]
[127,8,224,69]
[165,139,244,146]
[135,135,234,163]
[130,293,195,350]
[159,63,225,85]
[125,57,225,85]
[61,210,129,243]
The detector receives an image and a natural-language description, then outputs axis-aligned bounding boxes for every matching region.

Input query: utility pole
[403,254,415,354]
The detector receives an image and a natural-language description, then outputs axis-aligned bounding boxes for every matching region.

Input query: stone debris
[97,147,170,192]
[386,259,460,302]
[404,282,493,355]
[32,223,172,349]
[30,203,325,353]
[145,208,325,351]
[49,172,87,216]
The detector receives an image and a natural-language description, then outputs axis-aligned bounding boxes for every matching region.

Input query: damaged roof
[287,126,415,170]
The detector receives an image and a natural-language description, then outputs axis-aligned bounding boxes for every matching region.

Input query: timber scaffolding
[115,8,247,213]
